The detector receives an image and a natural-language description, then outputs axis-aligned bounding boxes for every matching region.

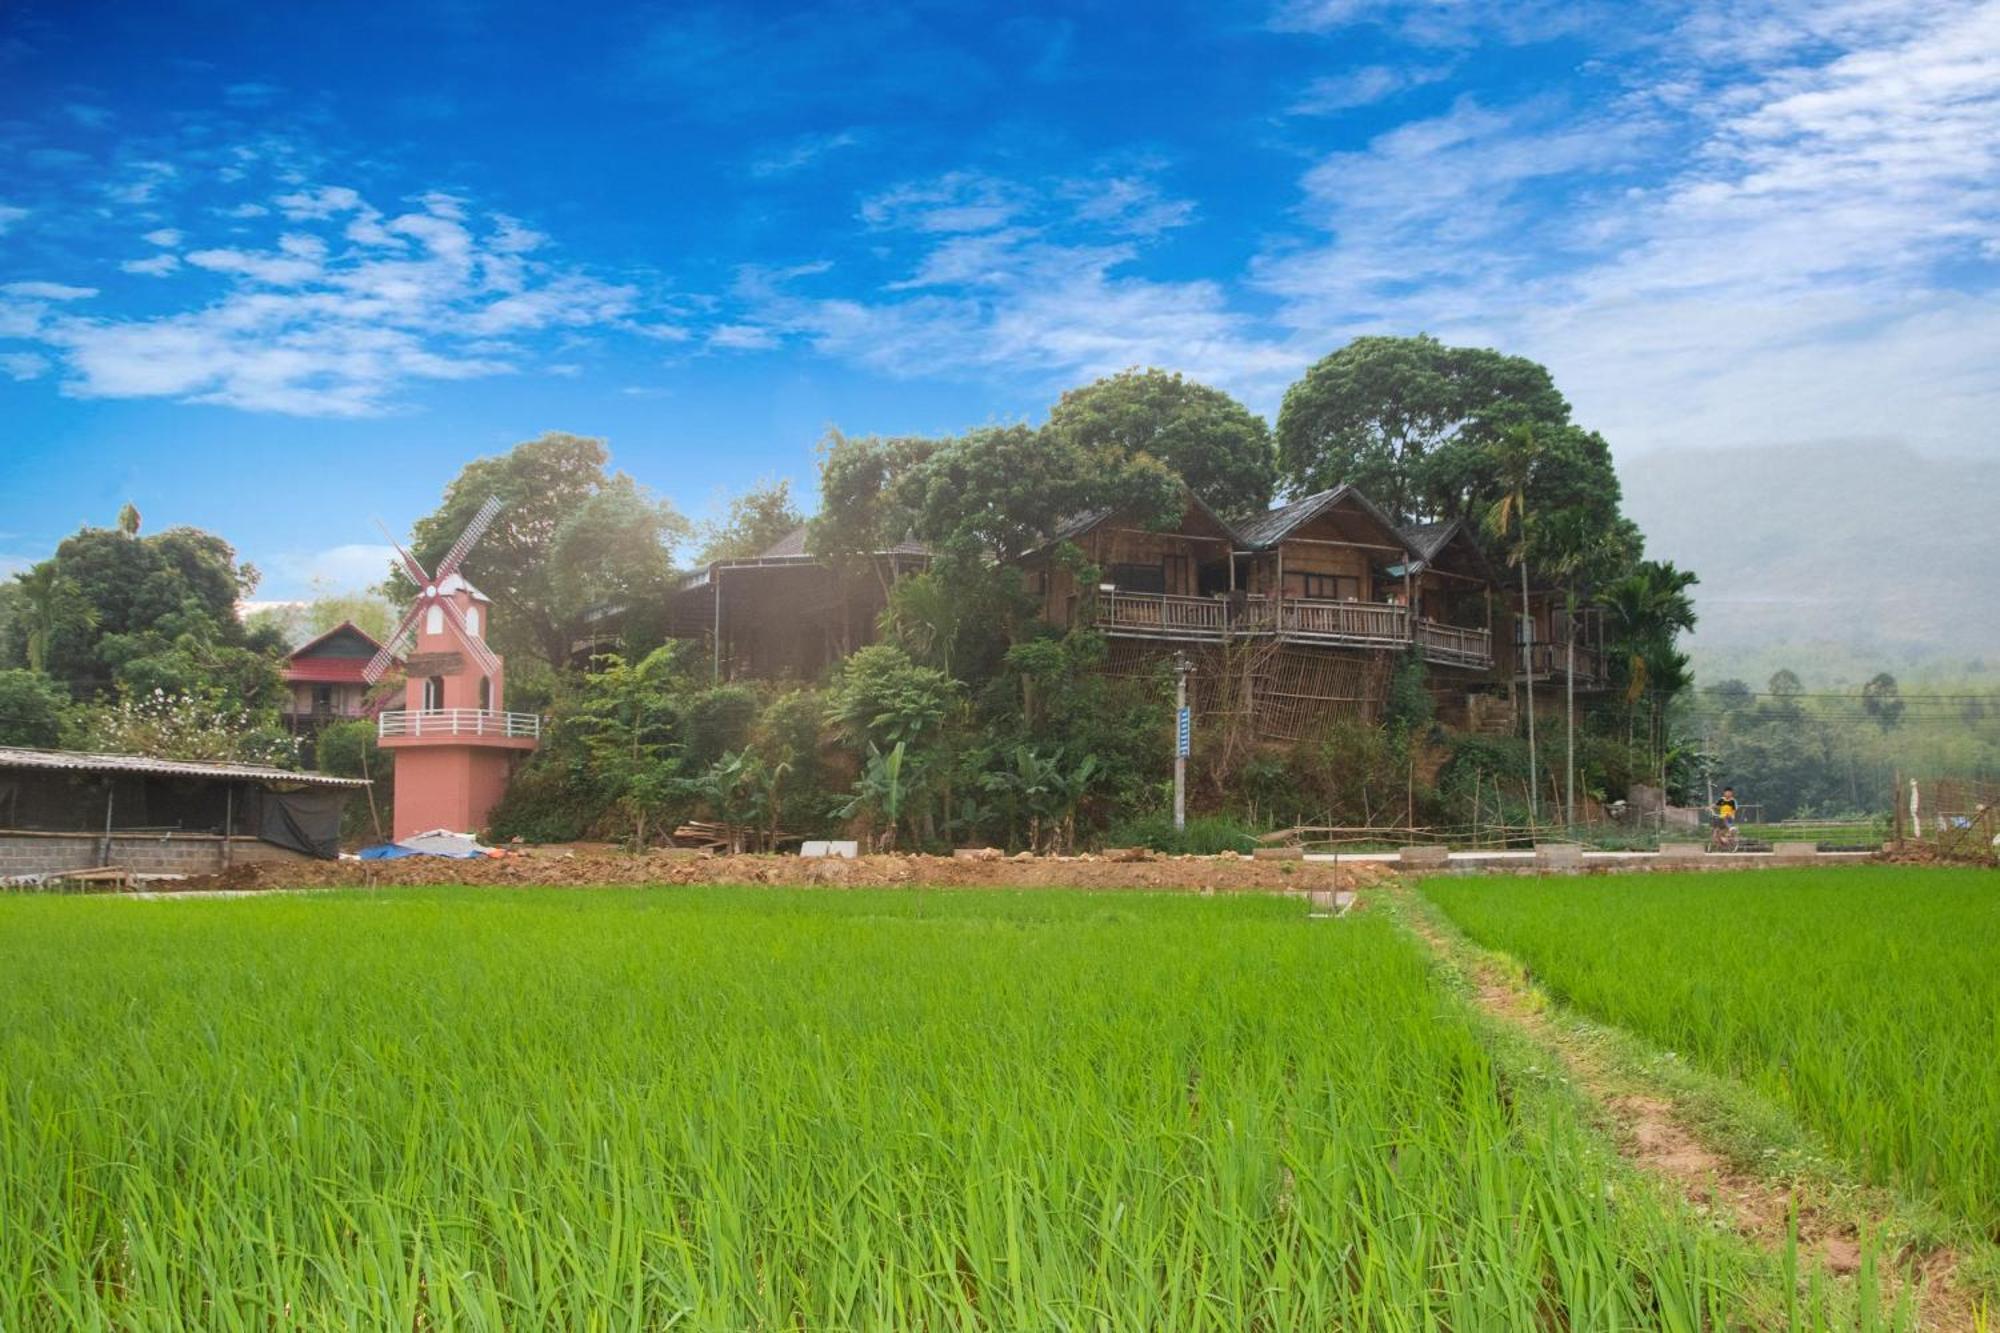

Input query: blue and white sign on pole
[1176,706,1191,758]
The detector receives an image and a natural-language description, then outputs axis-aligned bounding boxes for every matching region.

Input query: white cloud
[0,204,27,234]
[268,543,399,593]
[1289,63,1452,113]
[709,323,778,350]
[1255,1,2000,453]
[224,82,283,107]
[2,282,98,301]
[120,255,182,276]
[107,160,179,205]
[0,352,50,380]
[13,186,639,416]
[861,172,1031,233]
[746,167,1294,396]
[750,130,861,177]
[142,228,184,247]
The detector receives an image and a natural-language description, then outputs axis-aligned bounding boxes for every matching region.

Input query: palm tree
[1539,511,1626,828]
[13,562,96,675]
[1600,561,1699,796]
[1483,424,1543,826]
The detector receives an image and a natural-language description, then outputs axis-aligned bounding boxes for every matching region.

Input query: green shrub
[1101,813,1257,855]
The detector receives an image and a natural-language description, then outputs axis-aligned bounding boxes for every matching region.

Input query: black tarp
[244,786,349,859]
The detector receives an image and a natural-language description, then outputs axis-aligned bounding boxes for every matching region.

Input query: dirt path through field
[1392,883,1981,1332]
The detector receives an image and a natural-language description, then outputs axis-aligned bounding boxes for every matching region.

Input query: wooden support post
[223,785,235,870]
[99,782,115,867]
[711,570,723,683]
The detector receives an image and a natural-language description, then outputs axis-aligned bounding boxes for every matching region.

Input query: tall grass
[1,887,1791,1328]
[1426,867,2000,1237]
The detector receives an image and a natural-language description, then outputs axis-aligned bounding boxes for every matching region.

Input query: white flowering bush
[82,688,299,768]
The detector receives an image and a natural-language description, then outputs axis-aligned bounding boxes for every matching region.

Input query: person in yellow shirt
[1713,786,1740,843]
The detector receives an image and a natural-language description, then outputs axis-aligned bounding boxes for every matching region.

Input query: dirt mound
[181,848,1396,895]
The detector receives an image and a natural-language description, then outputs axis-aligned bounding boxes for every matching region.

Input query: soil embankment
[183,847,1397,894]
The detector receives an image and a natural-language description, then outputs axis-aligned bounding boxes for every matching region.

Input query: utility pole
[1172,651,1194,833]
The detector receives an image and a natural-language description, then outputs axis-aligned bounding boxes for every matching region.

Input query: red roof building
[281,622,399,729]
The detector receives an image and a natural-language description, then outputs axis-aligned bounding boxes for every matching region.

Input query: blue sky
[2,0,1996,598]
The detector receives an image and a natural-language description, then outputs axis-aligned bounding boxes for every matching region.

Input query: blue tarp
[357,844,427,860]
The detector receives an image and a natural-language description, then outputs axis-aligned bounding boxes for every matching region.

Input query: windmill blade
[433,496,504,586]
[438,595,504,679]
[374,518,432,588]
[364,601,425,684]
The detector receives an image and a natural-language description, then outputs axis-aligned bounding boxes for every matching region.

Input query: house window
[312,684,334,714]
[423,676,445,710]
[1292,572,1359,601]
[1109,562,1167,594]
[425,604,444,636]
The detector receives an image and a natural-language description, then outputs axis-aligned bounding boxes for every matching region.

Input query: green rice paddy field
[0,876,1985,1329]
[1424,868,2000,1241]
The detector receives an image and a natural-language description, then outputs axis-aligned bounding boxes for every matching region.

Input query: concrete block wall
[0,831,311,877]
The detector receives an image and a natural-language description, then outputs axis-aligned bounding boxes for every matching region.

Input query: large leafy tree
[398,433,689,669]
[1046,368,1276,519]
[0,669,71,747]
[13,521,266,698]
[696,479,805,564]
[1277,334,1573,523]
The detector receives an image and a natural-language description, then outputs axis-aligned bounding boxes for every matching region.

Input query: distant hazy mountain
[1617,441,1999,687]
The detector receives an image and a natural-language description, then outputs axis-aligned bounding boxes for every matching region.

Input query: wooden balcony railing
[1415,621,1493,668]
[1093,592,1272,640]
[378,708,542,740]
[1089,594,1504,670]
[1277,598,1409,645]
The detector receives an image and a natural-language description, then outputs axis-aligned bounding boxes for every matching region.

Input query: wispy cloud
[3,281,99,301]
[0,204,27,234]
[742,165,1293,396]
[1288,63,1453,114]
[0,351,49,380]
[1257,0,2000,452]
[1,188,640,416]
[268,542,397,593]
[749,129,860,177]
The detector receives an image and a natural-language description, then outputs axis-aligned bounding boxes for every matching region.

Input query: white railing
[377,708,542,740]
[1277,598,1409,645]
[1415,620,1493,668]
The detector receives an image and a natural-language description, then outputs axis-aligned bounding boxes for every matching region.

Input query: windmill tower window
[426,604,444,636]
[478,676,492,711]
[465,606,480,638]
[423,676,445,710]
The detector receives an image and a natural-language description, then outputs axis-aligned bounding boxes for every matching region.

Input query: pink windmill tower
[367,497,539,840]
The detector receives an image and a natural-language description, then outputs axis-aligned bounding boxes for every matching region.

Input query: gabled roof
[1027,488,1244,560]
[284,621,397,684]
[1393,517,1499,581]
[288,620,389,661]
[674,525,931,593]
[1232,485,1410,551]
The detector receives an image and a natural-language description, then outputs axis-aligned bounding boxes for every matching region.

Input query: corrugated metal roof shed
[0,747,370,788]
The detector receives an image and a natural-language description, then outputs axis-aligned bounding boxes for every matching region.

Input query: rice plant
[1426,867,2000,1238]
[0,887,1829,1328]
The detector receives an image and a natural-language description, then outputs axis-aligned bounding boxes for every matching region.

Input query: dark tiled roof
[1234,487,1348,547]
[1399,520,1457,562]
